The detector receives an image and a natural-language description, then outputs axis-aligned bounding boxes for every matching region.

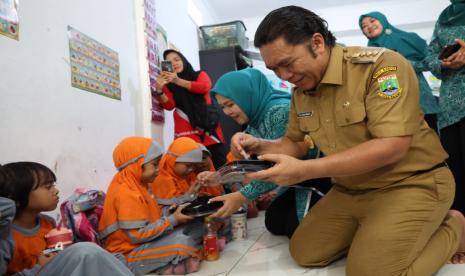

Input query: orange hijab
[152,137,203,199]
[99,137,164,238]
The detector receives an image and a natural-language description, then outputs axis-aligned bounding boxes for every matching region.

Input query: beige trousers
[289,166,462,276]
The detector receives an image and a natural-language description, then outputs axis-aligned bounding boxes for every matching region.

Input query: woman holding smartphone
[421,0,465,223]
[155,49,227,169]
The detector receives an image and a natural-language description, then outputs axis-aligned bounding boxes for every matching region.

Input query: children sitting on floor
[98,136,203,275]
[0,162,132,276]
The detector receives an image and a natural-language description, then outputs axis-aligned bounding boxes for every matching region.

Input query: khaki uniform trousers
[290,166,462,276]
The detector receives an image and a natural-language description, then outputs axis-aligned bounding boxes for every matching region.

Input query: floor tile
[148,211,465,275]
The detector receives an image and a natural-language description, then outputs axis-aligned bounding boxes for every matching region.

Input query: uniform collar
[319,45,344,86]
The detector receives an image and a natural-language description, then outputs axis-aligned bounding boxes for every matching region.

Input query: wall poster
[0,0,19,40]
[68,26,121,100]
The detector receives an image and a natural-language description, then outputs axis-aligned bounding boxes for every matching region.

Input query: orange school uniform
[6,215,54,274]
[152,137,203,201]
[98,137,201,275]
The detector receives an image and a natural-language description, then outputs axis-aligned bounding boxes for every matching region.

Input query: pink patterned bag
[59,188,105,244]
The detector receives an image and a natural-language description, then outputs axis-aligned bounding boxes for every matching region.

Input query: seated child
[0,162,132,276]
[190,144,224,197]
[98,136,202,275]
[152,137,210,205]
[152,138,230,245]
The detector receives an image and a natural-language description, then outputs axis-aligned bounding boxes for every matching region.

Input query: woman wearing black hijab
[155,49,227,169]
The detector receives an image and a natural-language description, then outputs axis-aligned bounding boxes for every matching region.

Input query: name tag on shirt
[297,111,313,118]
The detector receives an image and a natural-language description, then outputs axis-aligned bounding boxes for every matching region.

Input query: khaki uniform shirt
[286,45,448,190]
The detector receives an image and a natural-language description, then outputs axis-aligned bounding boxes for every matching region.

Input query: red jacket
[157,71,225,146]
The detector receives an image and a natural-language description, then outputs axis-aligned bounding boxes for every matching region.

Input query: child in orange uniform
[191,144,224,197]
[98,136,202,275]
[152,137,209,205]
[0,162,131,276]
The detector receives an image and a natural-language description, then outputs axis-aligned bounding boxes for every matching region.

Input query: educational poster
[0,0,19,40]
[68,26,121,100]
[144,0,164,123]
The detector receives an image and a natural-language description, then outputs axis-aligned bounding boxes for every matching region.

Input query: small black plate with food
[181,196,224,217]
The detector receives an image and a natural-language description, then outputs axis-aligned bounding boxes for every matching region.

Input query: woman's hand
[442,39,465,70]
[208,192,248,218]
[160,71,179,83]
[173,204,194,224]
[230,132,261,159]
[156,76,167,91]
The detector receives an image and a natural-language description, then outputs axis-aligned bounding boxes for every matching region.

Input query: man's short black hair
[254,6,336,49]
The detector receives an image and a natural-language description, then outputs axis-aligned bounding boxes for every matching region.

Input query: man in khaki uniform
[229,6,465,275]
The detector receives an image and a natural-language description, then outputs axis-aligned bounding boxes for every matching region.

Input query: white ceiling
[200,0,383,22]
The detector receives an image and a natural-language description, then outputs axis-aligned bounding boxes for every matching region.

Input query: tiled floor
[168,211,465,276]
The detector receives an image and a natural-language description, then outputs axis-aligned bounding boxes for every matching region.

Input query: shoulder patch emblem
[377,74,402,99]
[373,66,398,79]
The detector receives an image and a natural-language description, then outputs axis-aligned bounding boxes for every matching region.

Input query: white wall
[0,0,153,206]
[240,0,449,48]
[236,0,449,73]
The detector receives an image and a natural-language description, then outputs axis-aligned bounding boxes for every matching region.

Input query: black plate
[225,160,274,172]
[181,196,223,217]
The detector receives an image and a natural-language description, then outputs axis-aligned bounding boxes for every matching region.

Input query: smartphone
[161,61,174,72]
[439,43,461,59]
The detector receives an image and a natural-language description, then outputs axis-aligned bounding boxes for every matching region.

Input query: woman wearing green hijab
[207,68,331,238]
[359,11,440,133]
[422,1,465,248]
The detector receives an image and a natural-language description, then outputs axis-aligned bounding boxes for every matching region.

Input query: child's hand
[197,171,220,187]
[173,204,194,224]
[38,252,57,266]
[187,181,201,194]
